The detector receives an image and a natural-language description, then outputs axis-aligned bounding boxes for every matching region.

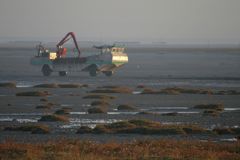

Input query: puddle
[70,112,87,115]
[107,112,138,115]
[70,111,199,115]
[140,107,199,114]
[60,119,121,129]
[143,107,189,111]
[177,111,199,114]
[70,118,120,124]
[138,111,199,114]
[220,138,238,142]
[162,122,183,125]
[0,118,38,123]
[209,125,240,130]
[16,84,33,88]
[161,111,198,114]
[0,118,12,122]
[0,113,44,116]
[61,124,97,129]
[141,111,199,114]
[16,118,38,123]
[70,112,140,115]
[61,104,73,107]
[132,91,142,95]
[60,123,89,129]
[224,108,240,111]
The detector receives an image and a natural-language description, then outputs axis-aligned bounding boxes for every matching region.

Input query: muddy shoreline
[0,83,240,143]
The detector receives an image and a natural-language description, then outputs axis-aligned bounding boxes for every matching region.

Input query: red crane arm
[56,32,81,57]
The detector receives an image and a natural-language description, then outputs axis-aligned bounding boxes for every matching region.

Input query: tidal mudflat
[0,47,240,159]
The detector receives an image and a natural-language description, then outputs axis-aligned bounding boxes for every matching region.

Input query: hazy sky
[0,0,240,43]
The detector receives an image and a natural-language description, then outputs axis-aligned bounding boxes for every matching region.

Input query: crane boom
[56,32,81,57]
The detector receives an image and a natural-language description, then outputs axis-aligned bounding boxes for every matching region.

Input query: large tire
[104,71,113,77]
[41,65,52,76]
[59,71,67,77]
[89,67,97,77]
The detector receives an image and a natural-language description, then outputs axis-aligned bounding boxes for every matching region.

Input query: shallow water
[0,48,240,88]
[0,47,240,142]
